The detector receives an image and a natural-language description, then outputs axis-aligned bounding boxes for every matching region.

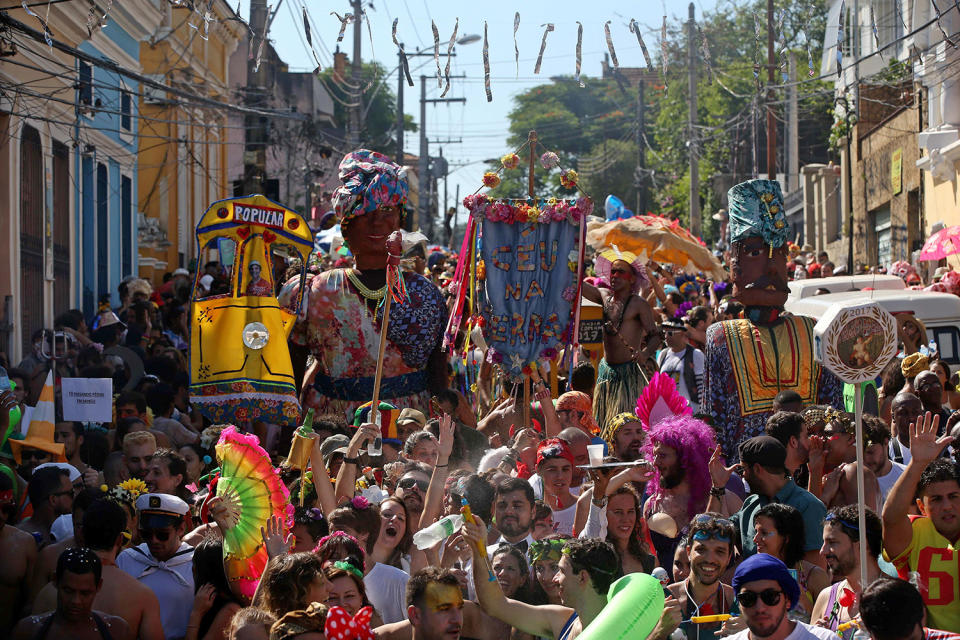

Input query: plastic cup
[587,444,605,466]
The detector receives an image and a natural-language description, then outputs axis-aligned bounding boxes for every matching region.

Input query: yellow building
[137,1,245,281]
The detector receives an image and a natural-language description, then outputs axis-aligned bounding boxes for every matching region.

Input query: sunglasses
[737,588,783,608]
[398,477,429,492]
[139,528,172,542]
[21,450,51,461]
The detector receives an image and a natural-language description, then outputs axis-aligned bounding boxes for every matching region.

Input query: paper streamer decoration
[604,21,620,70]
[575,22,584,87]
[364,11,376,67]
[660,16,668,82]
[392,19,414,87]
[514,13,521,78]
[441,18,459,98]
[753,13,762,84]
[483,21,492,102]
[836,0,844,77]
[930,0,957,49]
[805,34,816,77]
[191,2,215,41]
[303,6,324,71]
[331,11,354,43]
[698,24,713,83]
[894,0,908,30]
[21,0,53,46]
[629,19,654,71]
[432,21,442,87]
[534,23,554,74]
[85,0,112,35]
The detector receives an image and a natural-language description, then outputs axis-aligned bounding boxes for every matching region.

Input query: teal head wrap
[727,179,788,249]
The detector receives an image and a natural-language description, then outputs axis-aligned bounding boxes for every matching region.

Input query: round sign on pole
[813,301,898,384]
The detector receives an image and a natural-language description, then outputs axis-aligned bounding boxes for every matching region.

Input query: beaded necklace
[346,269,387,302]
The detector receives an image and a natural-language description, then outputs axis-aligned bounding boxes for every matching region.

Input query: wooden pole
[527,130,537,198]
[369,268,396,432]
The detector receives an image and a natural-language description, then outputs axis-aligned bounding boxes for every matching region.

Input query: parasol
[586,215,726,280]
[918,224,960,262]
[215,425,293,603]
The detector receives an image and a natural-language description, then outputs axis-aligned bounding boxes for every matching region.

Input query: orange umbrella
[586,216,726,280]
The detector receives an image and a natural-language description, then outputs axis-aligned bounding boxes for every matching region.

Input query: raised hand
[348,422,380,456]
[437,413,455,465]
[708,445,736,489]
[191,583,217,616]
[909,410,950,467]
[260,514,293,559]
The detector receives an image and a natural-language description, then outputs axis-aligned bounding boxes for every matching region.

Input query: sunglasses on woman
[736,588,782,608]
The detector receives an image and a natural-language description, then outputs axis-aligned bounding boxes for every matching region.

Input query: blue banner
[481,219,578,377]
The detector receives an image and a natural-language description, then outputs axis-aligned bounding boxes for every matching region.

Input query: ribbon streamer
[441,18,459,98]
[575,22,584,87]
[604,21,620,70]
[85,0,113,36]
[188,0,215,41]
[805,34,816,77]
[698,24,714,83]
[870,4,884,61]
[534,23,554,74]
[392,19,414,87]
[513,12,521,78]
[331,11,354,43]
[660,16,668,83]
[303,5,324,71]
[894,0,908,31]
[21,0,53,46]
[836,0,844,77]
[753,13,762,85]
[483,21,492,102]
[930,0,957,48]
[629,19,654,71]
[432,21,442,88]
[364,11,376,68]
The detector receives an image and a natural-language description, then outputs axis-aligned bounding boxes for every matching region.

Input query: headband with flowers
[528,538,565,564]
[333,560,365,580]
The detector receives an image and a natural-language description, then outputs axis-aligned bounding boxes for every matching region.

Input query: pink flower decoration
[351,495,371,510]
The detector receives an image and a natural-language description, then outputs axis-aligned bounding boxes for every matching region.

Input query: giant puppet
[280,150,448,421]
[703,179,843,460]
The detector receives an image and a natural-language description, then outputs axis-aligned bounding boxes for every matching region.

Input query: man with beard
[643,416,739,576]
[121,431,156,480]
[816,412,881,510]
[810,506,883,633]
[764,411,809,478]
[487,478,535,554]
[708,436,826,566]
[12,548,130,640]
[704,179,842,462]
[395,462,432,531]
[726,554,835,640]
[53,422,100,488]
[667,514,739,640]
[601,412,645,462]
[860,415,906,507]
[117,493,194,639]
[583,248,660,433]
[882,411,960,632]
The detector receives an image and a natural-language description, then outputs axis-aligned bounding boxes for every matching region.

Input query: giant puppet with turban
[703,179,843,461]
[280,150,448,420]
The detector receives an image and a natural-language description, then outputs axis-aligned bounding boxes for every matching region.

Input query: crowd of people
[1,150,959,640]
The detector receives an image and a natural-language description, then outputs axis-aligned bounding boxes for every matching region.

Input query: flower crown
[106,478,148,506]
[528,538,565,563]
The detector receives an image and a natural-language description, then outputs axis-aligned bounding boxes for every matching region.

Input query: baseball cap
[738,436,787,469]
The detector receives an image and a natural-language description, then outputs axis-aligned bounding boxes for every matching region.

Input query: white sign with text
[61,378,113,422]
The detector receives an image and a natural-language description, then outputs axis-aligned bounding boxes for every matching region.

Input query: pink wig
[641,415,716,519]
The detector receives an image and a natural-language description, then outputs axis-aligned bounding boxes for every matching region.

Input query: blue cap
[732,553,800,610]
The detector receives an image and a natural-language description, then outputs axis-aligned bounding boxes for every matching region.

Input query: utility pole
[243,0,270,194]
[417,74,466,238]
[687,3,701,239]
[766,0,776,180]
[635,78,645,215]
[349,0,363,147]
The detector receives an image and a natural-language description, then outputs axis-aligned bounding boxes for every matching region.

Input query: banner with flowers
[464,194,590,378]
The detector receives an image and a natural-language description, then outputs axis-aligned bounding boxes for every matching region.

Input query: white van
[787,274,905,299]
[785,289,960,364]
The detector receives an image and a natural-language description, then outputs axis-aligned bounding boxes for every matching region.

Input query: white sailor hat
[135,492,189,519]
[34,462,81,483]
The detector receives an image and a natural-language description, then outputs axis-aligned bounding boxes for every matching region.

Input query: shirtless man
[29,487,100,604]
[12,548,131,640]
[584,249,660,432]
[0,472,37,634]
[18,466,73,548]
[32,499,163,640]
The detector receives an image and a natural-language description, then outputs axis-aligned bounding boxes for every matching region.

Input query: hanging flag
[441,18,459,98]
[575,22,584,87]
[392,19,414,87]
[534,23,555,74]
[514,13,521,78]
[483,21,492,102]
[629,19,654,71]
[331,11,354,43]
[604,21,620,70]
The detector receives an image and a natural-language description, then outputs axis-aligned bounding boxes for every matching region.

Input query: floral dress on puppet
[704,180,842,461]
[189,195,314,427]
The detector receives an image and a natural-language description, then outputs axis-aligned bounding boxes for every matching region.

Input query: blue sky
[240,0,721,237]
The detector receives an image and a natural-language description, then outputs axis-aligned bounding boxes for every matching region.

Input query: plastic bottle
[367,407,383,457]
[300,408,315,434]
[412,514,464,549]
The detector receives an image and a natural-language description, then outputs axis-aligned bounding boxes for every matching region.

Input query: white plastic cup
[587,444,604,466]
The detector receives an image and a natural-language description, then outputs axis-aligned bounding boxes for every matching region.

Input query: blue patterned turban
[727,179,788,248]
[332,149,409,223]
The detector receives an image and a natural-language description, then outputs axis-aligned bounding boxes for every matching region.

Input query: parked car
[788,274,905,299]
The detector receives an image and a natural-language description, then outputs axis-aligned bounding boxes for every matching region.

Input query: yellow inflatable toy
[189,195,314,426]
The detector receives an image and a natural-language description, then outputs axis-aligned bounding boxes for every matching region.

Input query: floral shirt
[280,269,446,421]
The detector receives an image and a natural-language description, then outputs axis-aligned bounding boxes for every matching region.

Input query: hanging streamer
[698,24,714,83]
[188,0,215,41]
[432,21,442,88]
[85,0,113,35]
[870,4,884,61]
[604,21,620,70]
[805,34,816,77]
[753,13,762,85]
[514,12,521,78]
[392,19,414,87]
[836,1,844,77]
[575,22,584,87]
[629,19,654,71]
[364,11,376,68]
[660,16,668,83]
[253,3,273,73]
[534,23,555,74]
[441,18,459,98]
[483,21,493,102]
[930,0,957,48]
[21,0,53,46]
[331,11,354,43]
[302,5,324,71]
[894,0,908,31]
